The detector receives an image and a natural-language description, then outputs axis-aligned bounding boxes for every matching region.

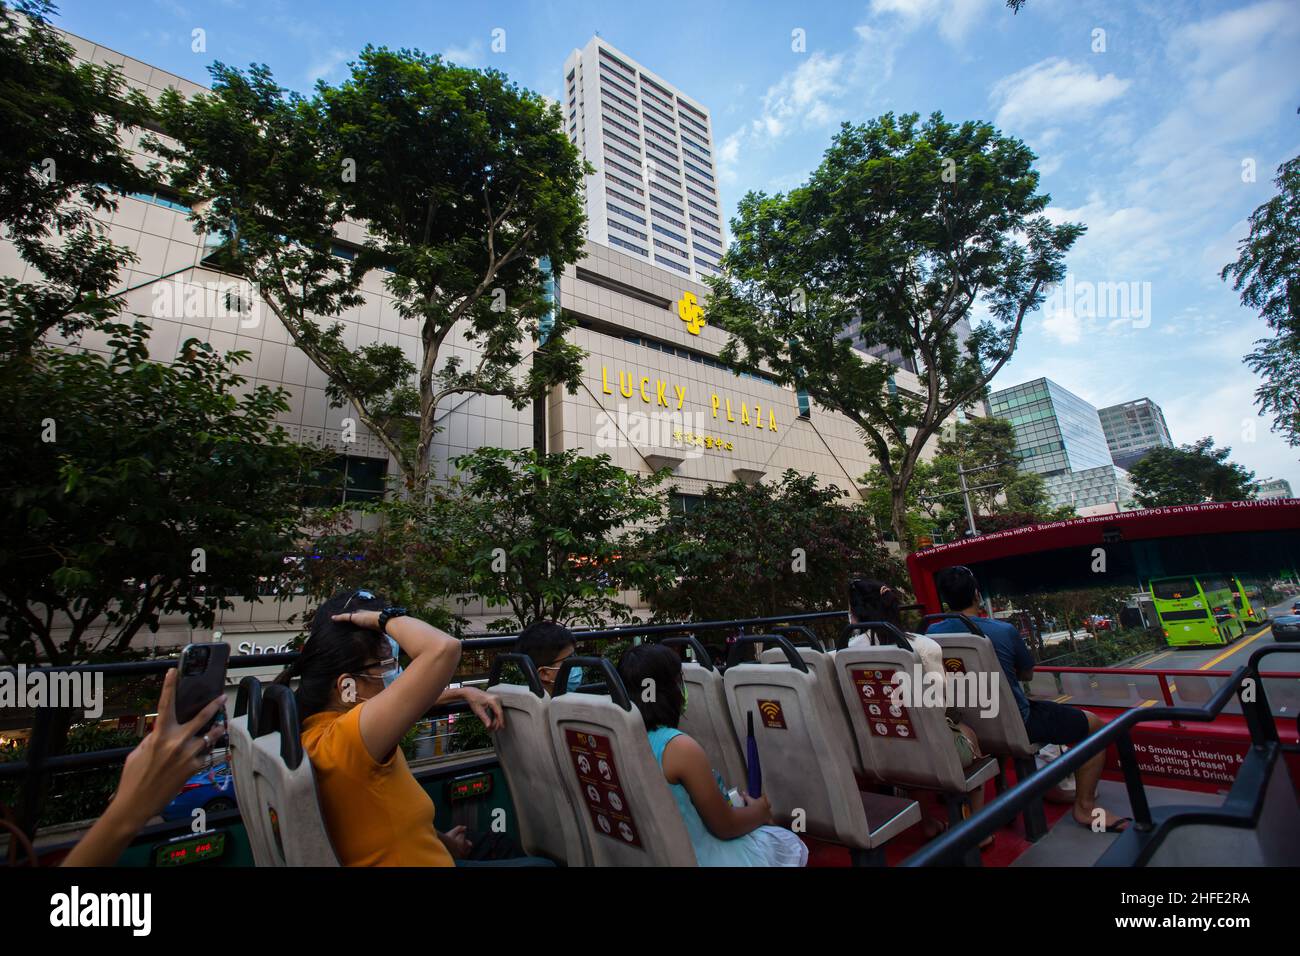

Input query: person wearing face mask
[274,589,520,866]
[616,643,808,867]
[515,619,584,696]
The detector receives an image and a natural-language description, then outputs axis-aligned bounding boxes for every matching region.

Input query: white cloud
[441,40,485,67]
[869,0,993,45]
[1041,307,1083,345]
[989,57,1131,131]
[305,48,348,85]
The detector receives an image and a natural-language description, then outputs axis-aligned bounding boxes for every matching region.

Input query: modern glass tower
[989,377,1113,477]
[562,37,725,282]
[1098,397,1174,469]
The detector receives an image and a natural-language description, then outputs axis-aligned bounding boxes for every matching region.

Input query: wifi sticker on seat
[757,699,787,729]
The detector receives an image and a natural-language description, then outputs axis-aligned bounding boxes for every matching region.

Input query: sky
[51,0,1300,490]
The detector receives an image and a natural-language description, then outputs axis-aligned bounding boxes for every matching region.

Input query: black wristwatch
[377,606,407,634]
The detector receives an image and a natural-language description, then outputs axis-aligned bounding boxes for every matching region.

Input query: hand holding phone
[176,642,230,740]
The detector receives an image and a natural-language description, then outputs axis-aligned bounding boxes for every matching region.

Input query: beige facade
[7,29,937,653]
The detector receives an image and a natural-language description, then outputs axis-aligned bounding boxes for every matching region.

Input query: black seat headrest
[551,656,632,711]
[257,683,305,770]
[487,652,546,698]
[839,621,915,650]
[234,676,263,735]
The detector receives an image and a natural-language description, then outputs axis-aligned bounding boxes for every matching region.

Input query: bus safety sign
[564,729,643,848]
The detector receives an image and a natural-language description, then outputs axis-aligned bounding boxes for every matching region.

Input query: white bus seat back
[491,682,590,865]
[548,659,697,867]
[929,634,1040,759]
[834,646,998,795]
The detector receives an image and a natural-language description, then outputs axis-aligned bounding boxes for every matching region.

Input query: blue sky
[54,0,1300,488]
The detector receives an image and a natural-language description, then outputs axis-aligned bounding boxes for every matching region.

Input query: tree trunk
[889,484,910,551]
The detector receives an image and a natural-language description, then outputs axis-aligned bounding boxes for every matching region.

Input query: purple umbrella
[746,711,762,798]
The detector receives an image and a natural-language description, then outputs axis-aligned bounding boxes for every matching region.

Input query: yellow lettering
[619,372,633,399]
[602,366,612,395]
[768,409,777,431]
[753,403,762,428]
[639,376,650,403]
[676,385,687,410]
[741,403,751,426]
[656,380,668,407]
[710,394,720,417]
[726,398,734,422]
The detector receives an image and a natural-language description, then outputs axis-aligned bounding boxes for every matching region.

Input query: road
[1127,597,1300,673]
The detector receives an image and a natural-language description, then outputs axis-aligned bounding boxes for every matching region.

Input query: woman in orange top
[276,590,505,866]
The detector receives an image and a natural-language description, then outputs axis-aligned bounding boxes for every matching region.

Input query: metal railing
[903,644,1299,866]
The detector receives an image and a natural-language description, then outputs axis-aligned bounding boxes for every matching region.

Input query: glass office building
[989,378,1114,477]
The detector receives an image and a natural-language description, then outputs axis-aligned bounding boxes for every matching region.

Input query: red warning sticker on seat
[850,668,916,741]
[564,729,642,848]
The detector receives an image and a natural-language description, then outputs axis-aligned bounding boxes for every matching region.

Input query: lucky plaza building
[4,28,936,656]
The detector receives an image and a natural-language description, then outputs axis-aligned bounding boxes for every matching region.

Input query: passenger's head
[935,565,981,612]
[848,577,904,629]
[617,643,684,731]
[275,589,393,719]
[516,620,576,695]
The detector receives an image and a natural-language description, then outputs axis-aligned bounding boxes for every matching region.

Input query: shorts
[1023,699,1090,745]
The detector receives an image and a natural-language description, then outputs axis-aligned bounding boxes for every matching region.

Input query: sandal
[1075,814,1132,833]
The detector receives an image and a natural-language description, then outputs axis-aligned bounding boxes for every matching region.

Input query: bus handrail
[903,644,1296,866]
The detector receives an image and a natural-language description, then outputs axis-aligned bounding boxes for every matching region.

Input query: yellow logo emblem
[677,291,706,335]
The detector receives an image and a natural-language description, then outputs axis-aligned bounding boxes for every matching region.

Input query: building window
[303,455,388,507]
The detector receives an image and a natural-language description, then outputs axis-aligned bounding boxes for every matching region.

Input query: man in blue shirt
[926,566,1129,833]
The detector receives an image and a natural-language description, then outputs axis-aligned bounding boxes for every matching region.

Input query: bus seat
[487,654,589,865]
[928,634,1041,760]
[724,636,921,863]
[247,683,340,867]
[660,637,748,791]
[228,676,274,867]
[758,643,866,776]
[928,632,1048,840]
[548,657,697,867]
[833,644,999,795]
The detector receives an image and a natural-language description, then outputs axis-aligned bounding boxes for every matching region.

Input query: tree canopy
[706,112,1082,546]
[152,48,590,487]
[1127,437,1258,508]
[642,470,901,623]
[1222,141,1300,448]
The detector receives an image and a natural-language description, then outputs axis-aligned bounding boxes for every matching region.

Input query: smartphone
[175,642,230,736]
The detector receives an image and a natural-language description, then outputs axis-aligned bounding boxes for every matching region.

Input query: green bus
[1230,574,1268,626]
[1149,574,1245,647]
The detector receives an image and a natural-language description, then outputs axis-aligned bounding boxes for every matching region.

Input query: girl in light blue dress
[618,644,808,867]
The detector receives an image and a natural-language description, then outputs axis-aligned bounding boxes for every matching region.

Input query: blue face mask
[566,666,585,692]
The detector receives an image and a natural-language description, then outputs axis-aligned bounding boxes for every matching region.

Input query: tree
[1127,437,1258,508]
[442,448,672,631]
[1020,586,1138,659]
[1221,142,1300,447]
[860,415,1073,546]
[0,1,319,665]
[707,112,1083,546]
[642,471,901,624]
[0,323,320,665]
[0,0,150,354]
[153,48,590,489]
